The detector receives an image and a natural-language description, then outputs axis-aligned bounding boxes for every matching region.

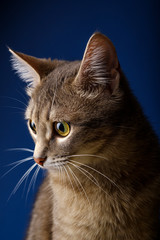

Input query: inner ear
[9,48,55,92]
[75,33,120,94]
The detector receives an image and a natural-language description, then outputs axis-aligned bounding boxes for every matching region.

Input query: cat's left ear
[75,33,120,95]
[9,48,54,95]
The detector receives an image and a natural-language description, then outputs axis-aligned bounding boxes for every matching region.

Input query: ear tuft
[9,48,55,93]
[9,48,40,88]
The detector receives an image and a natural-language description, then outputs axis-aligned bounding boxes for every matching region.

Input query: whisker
[68,154,109,161]
[67,165,92,208]
[67,165,82,193]
[0,96,27,108]
[61,166,68,194]
[1,156,33,179]
[22,165,33,197]
[69,161,99,186]
[69,162,101,187]
[62,165,76,195]
[21,163,38,196]
[26,165,41,200]
[7,156,33,167]
[8,163,37,201]
[69,159,122,192]
[58,165,63,184]
[16,89,29,103]
[32,166,41,191]
[6,148,34,153]
[69,162,109,196]
[57,165,61,182]
[1,106,25,111]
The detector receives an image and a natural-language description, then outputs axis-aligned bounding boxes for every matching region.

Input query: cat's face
[10,33,122,171]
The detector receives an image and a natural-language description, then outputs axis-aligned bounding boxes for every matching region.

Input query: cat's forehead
[25,61,81,121]
[48,60,80,84]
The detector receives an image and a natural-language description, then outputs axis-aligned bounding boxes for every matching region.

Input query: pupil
[29,120,36,134]
[58,123,65,132]
[31,122,35,129]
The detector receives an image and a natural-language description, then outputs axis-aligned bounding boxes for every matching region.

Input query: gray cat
[10,33,160,240]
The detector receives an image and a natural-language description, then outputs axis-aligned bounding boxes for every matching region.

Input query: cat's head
[10,33,124,171]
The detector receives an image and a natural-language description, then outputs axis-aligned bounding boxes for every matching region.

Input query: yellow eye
[29,119,37,134]
[55,121,70,137]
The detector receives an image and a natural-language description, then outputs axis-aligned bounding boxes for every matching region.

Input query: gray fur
[10,33,160,240]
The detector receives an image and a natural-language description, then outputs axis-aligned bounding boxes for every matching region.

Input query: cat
[9,32,160,240]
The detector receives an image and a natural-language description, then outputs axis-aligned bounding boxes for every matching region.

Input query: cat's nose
[34,157,46,166]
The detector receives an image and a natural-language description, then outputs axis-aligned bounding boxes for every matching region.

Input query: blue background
[0,0,160,239]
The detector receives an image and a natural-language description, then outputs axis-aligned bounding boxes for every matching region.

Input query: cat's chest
[51,187,119,240]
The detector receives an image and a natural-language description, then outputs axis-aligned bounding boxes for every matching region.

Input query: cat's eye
[29,119,37,134]
[54,121,70,137]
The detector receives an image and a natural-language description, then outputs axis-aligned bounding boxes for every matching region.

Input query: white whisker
[63,165,76,195]
[22,165,33,197]
[1,96,27,108]
[69,159,122,192]
[26,165,41,200]
[6,148,34,153]
[57,165,61,182]
[67,165,81,193]
[69,161,99,186]
[58,165,63,184]
[1,156,33,179]
[2,106,25,111]
[32,166,41,191]
[68,162,109,196]
[67,165,92,208]
[7,156,33,167]
[8,163,37,201]
[68,154,109,161]
[70,163,108,195]
[16,89,28,103]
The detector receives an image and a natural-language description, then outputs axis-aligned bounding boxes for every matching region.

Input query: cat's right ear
[9,48,54,95]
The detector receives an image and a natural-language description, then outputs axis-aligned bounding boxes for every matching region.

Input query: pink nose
[34,157,46,166]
